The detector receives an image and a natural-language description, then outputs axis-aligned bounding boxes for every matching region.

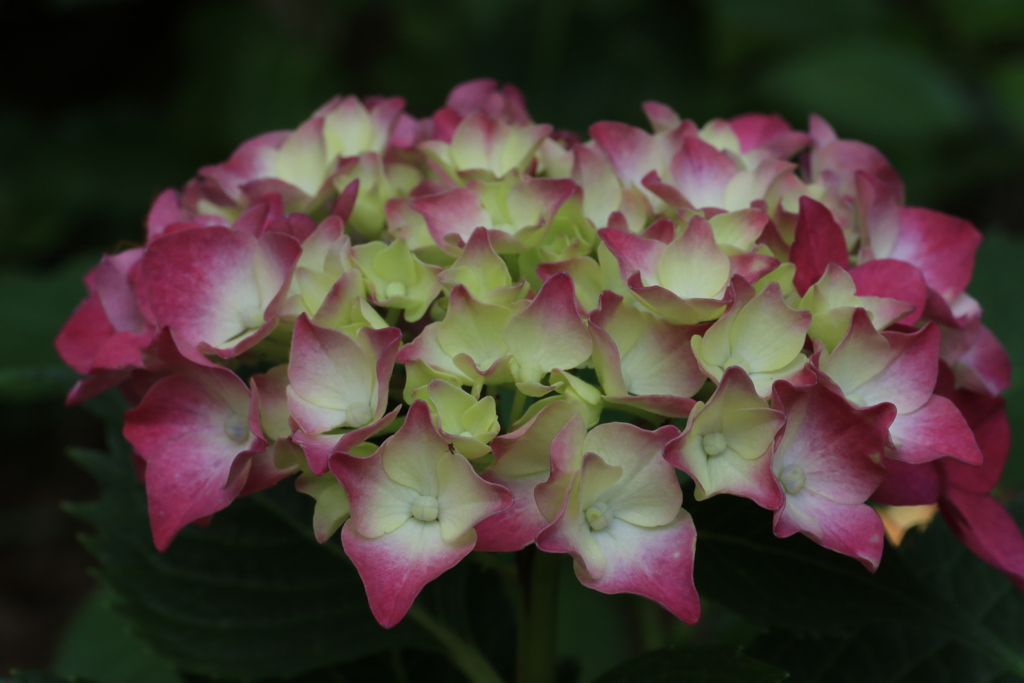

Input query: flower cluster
[57,79,1018,628]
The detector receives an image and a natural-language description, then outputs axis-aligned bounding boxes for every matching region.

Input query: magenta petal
[849,259,928,325]
[953,324,1012,396]
[642,172,687,210]
[731,113,809,157]
[888,395,982,465]
[413,188,489,246]
[729,253,780,285]
[143,227,301,356]
[938,392,1010,495]
[940,489,1024,592]
[124,368,266,550]
[94,249,147,333]
[774,491,885,571]
[56,290,115,375]
[642,101,683,133]
[146,188,184,240]
[474,471,550,552]
[293,406,401,475]
[590,121,658,186]
[599,228,663,284]
[91,331,150,371]
[670,136,737,210]
[790,197,849,296]
[772,381,892,504]
[872,459,941,506]
[892,207,981,304]
[342,521,474,628]
[239,443,300,496]
[579,510,700,624]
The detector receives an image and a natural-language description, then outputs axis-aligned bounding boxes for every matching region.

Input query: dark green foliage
[65,442,419,681]
[4,673,100,683]
[591,646,787,683]
[727,496,1024,682]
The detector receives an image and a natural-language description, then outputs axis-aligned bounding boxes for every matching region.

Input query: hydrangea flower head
[57,78,1018,627]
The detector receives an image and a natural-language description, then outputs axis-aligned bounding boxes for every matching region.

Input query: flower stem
[407,605,506,683]
[508,390,528,427]
[516,547,561,683]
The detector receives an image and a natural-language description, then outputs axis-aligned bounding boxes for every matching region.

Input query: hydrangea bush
[56,79,1020,681]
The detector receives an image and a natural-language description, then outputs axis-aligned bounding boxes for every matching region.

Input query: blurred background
[3,0,1024,675]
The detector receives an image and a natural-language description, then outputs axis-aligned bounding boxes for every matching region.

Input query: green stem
[386,307,402,326]
[508,390,528,427]
[516,547,561,683]
[407,605,506,683]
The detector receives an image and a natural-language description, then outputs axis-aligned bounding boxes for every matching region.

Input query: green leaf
[591,646,787,683]
[0,256,95,373]
[66,443,420,681]
[742,497,1024,681]
[52,584,183,683]
[3,673,99,683]
[755,39,972,148]
[555,559,637,682]
[0,365,78,402]
[690,495,932,635]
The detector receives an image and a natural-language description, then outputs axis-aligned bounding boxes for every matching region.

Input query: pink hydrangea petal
[656,218,731,300]
[579,510,700,624]
[414,188,491,247]
[505,273,592,379]
[872,459,940,506]
[668,367,785,509]
[330,446,419,540]
[774,488,885,571]
[772,381,892,505]
[952,324,1012,396]
[938,392,1010,495]
[590,121,659,187]
[445,79,531,124]
[239,441,301,497]
[670,137,737,210]
[143,227,301,356]
[56,290,115,375]
[598,227,664,285]
[341,520,475,628]
[474,470,550,552]
[94,249,146,333]
[789,197,848,296]
[287,316,377,434]
[436,452,513,543]
[91,331,149,372]
[939,488,1024,592]
[826,314,940,414]
[642,171,687,210]
[124,368,266,551]
[146,188,184,241]
[293,407,401,475]
[849,259,928,326]
[583,423,681,527]
[628,278,729,325]
[891,207,981,304]
[642,101,683,134]
[888,395,982,466]
[730,113,809,158]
